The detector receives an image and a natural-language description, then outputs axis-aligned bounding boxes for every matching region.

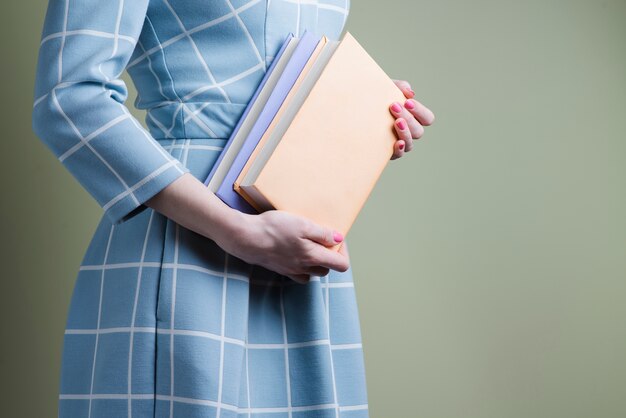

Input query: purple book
[203,32,294,190]
[213,30,321,214]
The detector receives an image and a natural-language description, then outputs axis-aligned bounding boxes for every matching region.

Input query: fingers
[299,221,349,272]
[389,95,436,159]
[306,244,350,272]
[404,99,435,126]
[389,80,435,160]
[287,263,331,285]
[390,102,424,143]
[392,118,411,158]
[392,79,415,99]
[288,273,312,284]
[307,266,331,277]
[338,241,350,259]
[391,79,435,124]
[303,221,344,247]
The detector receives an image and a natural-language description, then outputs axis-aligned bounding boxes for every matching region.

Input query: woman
[31,1,434,417]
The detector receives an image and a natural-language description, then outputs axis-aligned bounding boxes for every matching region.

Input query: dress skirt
[57,137,370,418]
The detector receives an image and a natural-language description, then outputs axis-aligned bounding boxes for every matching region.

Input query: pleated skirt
[57,137,370,418]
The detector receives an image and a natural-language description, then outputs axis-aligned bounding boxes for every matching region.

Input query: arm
[31,0,349,283]
[143,172,350,284]
[31,0,188,225]
[144,171,246,246]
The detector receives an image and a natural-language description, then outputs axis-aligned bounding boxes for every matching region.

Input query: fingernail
[333,231,344,242]
[396,119,407,130]
[408,89,415,97]
[391,103,402,113]
[404,100,415,110]
[399,142,405,150]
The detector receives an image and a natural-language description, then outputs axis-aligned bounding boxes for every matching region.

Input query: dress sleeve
[31,0,191,225]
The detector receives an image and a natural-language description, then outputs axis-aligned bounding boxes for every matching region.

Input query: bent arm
[31,0,190,224]
[145,171,247,246]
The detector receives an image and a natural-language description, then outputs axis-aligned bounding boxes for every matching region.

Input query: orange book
[239,32,406,252]
[233,36,328,210]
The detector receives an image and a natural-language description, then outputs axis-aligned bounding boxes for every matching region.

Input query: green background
[2,0,625,417]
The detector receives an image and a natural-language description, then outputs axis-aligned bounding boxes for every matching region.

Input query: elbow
[31,97,54,154]
[31,72,59,142]
[31,90,63,155]
[31,103,44,140]
[31,80,131,159]
[31,84,53,138]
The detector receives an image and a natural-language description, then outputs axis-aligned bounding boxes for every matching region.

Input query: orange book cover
[245,32,406,252]
[233,36,328,211]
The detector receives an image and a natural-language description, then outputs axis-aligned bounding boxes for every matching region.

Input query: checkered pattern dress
[32,0,368,417]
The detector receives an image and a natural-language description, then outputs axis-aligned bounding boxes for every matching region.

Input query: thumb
[304,221,344,247]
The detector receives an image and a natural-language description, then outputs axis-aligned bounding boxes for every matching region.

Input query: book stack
[204,30,406,252]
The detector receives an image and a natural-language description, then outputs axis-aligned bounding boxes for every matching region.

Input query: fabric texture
[32,1,368,417]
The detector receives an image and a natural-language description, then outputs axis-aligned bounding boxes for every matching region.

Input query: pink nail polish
[396,120,407,130]
[391,103,402,113]
[333,231,344,242]
[405,100,415,110]
[399,142,405,150]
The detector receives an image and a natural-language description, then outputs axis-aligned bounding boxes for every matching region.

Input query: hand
[144,173,349,285]
[215,209,350,285]
[389,79,436,160]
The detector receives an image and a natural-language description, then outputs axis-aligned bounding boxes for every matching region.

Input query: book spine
[203,33,295,188]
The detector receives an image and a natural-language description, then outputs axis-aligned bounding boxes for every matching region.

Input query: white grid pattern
[32,0,366,417]
[169,217,178,418]
[127,209,156,417]
[56,138,367,417]
[87,224,114,418]
[66,326,363,352]
[41,30,136,45]
[279,282,293,418]
[162,0,231,103]
[325,273,341,418]
[59,394,367,415]
[125,0,263,69]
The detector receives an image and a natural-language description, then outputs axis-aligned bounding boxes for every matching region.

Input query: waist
[145,102,247,140]
[155,137,229,183]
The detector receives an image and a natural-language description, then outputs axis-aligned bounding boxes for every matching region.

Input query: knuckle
[300,219,314,238]
[300,246,317,266]
[287,274,301,283]
[340,260,350,271]
[421,107,435,124]
[414,123,425,138]
[280,264,296,276]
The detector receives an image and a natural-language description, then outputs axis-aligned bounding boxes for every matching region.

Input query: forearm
[145,172,247,246]
[145,172,351,283]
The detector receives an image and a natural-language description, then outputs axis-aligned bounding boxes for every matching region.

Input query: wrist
[145,173,252,249]
[202,204,253,249]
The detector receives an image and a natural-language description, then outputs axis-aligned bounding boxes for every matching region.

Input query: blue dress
[32,1,368,417]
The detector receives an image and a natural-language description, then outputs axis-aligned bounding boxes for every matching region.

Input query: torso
[126,0,350,140]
